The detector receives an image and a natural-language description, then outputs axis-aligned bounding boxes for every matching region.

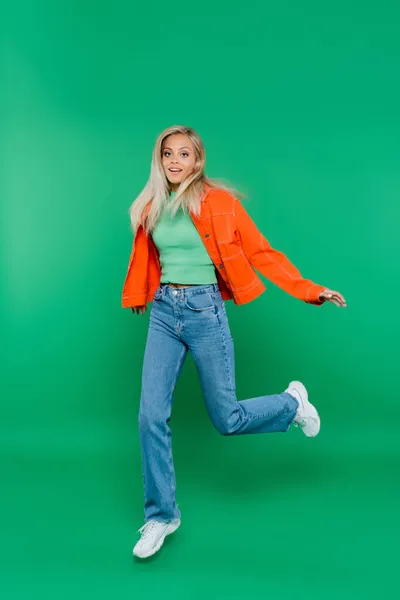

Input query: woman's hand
[130,305,148,315]
[319,288,347,307]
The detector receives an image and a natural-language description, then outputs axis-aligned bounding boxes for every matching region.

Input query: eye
[163,151,171,157]
[181,152,189,157]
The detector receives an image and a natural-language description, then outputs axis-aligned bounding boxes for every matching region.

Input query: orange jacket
[122,184,325,308]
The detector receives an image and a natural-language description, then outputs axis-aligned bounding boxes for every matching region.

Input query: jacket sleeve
[234,198,326,305]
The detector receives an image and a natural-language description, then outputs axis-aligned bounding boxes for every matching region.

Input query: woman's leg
[183,288,298,435]
[138,295,188,522]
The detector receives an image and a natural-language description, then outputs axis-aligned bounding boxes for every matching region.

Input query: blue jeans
[138,283,299,523]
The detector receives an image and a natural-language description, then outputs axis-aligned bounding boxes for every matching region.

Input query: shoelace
[138,520,159,539]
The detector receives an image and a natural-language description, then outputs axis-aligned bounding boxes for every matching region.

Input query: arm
[234,198,326,305]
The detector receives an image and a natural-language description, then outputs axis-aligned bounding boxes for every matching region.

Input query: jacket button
[219,264,224,269]
[205,233,210,238]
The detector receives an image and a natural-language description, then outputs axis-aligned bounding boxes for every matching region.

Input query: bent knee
[212,414,242,436]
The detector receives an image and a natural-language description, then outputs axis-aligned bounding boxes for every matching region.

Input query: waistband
[159,282,220,298]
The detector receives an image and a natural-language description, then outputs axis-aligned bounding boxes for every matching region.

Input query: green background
[2,1,399,598]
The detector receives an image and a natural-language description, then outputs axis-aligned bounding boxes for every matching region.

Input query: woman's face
[161,134,196,190]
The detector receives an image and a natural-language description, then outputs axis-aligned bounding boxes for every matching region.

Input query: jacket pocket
[218,243,260,292]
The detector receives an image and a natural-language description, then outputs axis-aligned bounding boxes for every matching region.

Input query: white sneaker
[285,380,320,437]
[133,518,181,558]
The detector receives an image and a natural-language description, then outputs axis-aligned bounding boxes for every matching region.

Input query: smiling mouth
[168,168,182,173]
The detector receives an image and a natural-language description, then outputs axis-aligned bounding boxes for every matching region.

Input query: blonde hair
[129,124,246,234]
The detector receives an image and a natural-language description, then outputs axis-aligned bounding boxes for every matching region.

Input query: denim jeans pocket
[184,292,215,312]
[211,290,226,313]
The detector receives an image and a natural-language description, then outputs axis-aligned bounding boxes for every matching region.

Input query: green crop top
[151,192,218,284]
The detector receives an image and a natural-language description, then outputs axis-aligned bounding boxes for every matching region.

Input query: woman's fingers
[130,305,148,314]
[321,289,347,307]
[330,292,346,307]
[335,292,346,307]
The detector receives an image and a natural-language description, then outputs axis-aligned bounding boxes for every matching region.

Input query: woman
[122,125,346,559]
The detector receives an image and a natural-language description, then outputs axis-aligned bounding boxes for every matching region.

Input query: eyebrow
[163,146,191,151]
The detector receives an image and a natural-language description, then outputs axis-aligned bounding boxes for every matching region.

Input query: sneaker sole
[133,520,181,559]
